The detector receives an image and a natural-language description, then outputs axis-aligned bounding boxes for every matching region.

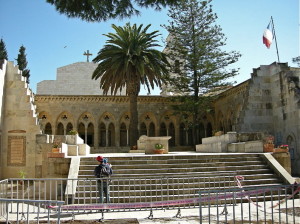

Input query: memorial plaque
[8,136,26,166]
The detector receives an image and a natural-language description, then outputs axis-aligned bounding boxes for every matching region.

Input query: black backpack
[95,164,111,178]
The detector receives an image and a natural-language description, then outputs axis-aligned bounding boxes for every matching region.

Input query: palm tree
[92,23,169,147]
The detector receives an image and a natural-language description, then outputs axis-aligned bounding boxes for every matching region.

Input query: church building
[0,59,299,179]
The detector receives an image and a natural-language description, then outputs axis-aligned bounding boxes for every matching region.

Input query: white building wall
[37,62,126,95]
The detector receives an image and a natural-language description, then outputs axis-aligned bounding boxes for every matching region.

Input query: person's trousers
[97,180,110,203]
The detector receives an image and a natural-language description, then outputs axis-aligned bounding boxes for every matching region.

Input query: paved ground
[1,152,299,223]
[2,201,300,223]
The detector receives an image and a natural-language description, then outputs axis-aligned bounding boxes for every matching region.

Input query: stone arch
[140,122,147,136]
[99,122,106,147]
[199,122,205,143]
[78,122,85,142]
[87,123,94,146]
[66,123,73,134]
[100,112,116,128]
[78,112,95,146]
[179,123,187,145]
[79,112,94,124]
[140,112,157,136]
[160,123,167,136]
[120,123,127,147]
[225,110,234,132]
[56,122,64,135]
[119,112,130,146]
[56,111,74,135]
[38,111,52,133]
[179,113,193,146]
[285,133,298,175]
[149,122,155,137]
[98,112,116,147]
[169,122,175,146]
[44,122,52,135]
[206,122,213,137]
[216,111,224,132]
[108,123,115,147]
[120,112,130,129]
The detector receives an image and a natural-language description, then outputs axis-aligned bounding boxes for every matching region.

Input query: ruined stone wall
[0,60,7,179]
[233,63,300,175]
[0,61,41,179]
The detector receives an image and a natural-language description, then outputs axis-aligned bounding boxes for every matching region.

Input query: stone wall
[0,60,7,179]
[37,62,126,95]
[215,62,300,175]
[0,61,41,179]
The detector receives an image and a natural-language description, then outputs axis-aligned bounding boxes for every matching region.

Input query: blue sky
[0,0,299,95]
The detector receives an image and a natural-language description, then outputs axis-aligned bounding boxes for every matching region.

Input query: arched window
[56,122,64,135]
[120,123,127,146]
[44,122,52,135]
[78,123,85,142]
[149,122,155,137]
[87,123,94,146]
[169,122,175,146]
[206,122,213,137]
[140,122,147,136]
[66,123,73,134]
[108,123,115,147]
[179,123,186,146]
[160,123,167,136]
[99,123,106,147]
[199,123,205,143]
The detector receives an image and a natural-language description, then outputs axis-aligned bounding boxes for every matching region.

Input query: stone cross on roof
[83,50,93,62]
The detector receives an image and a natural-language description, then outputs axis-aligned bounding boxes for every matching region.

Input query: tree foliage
[292,56,300,67]
[16,45,30,84]
[163,0,241,145]
[46,0,180,22]
[92,23,169,146]
[0,38,8,61]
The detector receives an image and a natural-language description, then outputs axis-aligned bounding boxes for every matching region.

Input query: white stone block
[228,142,246,153]
[61,143,68,154]
[244,141,263,153]
[68,145,78,156]
[196,142,223,153]
[78,144,90,156]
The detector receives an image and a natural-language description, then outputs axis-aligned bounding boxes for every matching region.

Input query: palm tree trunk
[129,93,139,147]
[127,79,139,148]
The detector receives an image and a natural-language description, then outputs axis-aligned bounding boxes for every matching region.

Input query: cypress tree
[163,0,241,146]
[0,38,8,60]
[16,45,30,84]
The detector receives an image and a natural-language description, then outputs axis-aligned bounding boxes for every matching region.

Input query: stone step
[78,169,274,179]
[80,154,261,163]
[74,153,286,205]
[78,167,272,178]
[76,178,280,193]
[79,161,264,171]
[86,164,268,175]
[73,192,286,204]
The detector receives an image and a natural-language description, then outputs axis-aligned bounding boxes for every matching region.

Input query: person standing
[94,156,113,203]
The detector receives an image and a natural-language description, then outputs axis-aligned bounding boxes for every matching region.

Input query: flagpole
[271,16,280,62]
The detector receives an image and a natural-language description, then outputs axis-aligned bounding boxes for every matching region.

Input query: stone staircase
[72,153,290,206]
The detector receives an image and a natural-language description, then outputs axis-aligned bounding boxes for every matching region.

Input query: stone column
[94,121,99,150]
[115,123,120,147]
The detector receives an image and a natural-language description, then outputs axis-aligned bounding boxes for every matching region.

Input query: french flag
[263,23,273,48]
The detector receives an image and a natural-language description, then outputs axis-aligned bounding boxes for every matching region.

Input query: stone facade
[37,62,126,95]
[0,60,299,179]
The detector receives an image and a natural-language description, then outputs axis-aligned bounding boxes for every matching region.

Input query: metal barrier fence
[198,183,300,223]
[4,173,236,214]
[0,179,9,218]
[0,198,64,224]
